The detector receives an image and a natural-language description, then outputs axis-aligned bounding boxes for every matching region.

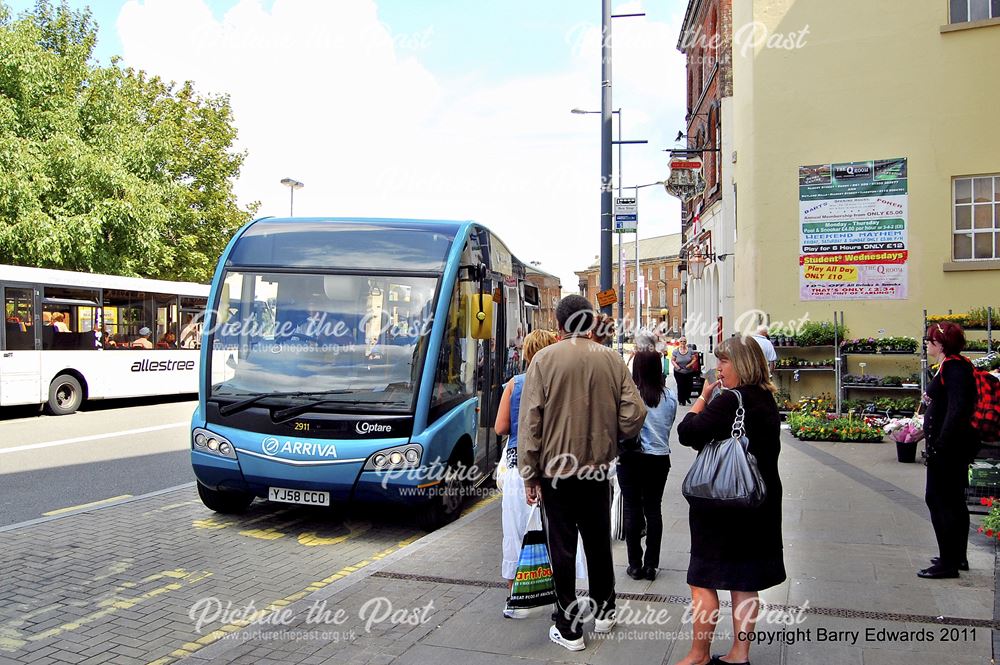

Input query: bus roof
[228,217,477,272]
[248,217,474,232]
[0,264,210,297]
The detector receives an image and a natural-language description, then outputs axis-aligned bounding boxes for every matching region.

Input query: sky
[6,0,689,291]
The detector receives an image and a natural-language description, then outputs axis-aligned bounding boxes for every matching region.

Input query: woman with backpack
[919,322,979,579]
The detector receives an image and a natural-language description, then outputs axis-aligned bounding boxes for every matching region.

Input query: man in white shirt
[751,325,777,374]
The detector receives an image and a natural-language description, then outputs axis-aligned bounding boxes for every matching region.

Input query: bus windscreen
[207,271,438,411]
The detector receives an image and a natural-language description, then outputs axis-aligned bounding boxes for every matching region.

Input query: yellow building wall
[732,0,1000,341]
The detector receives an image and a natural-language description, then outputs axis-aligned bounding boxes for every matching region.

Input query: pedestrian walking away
[495,328,586,619]
[518,295,646,651]
[919,322,979,579]
[672,337,698,405]
[618,349,677,582]
[675,335,785,665]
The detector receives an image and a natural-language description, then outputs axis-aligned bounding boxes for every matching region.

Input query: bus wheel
[197,483,254,514]
[46,375,83,415]
[416,459,467,531]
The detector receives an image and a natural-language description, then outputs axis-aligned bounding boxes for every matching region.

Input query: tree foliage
[0,0,256,282]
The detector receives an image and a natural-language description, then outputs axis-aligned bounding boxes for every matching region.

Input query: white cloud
[116,0,688,291]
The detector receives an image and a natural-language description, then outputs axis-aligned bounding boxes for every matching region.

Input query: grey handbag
[681,389,766,509]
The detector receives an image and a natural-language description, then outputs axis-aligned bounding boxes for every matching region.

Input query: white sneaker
[503,602,532,619]
[549,624,585,651]
[593,610,617,633]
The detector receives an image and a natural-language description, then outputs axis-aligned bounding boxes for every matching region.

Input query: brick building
[524,265,561,332]
[575,233,684,335]
[677,0,735,359]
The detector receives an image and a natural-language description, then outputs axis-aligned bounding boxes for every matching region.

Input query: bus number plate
[268,487,330,506]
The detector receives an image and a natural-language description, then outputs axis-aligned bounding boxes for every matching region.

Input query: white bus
[0,264,209,415]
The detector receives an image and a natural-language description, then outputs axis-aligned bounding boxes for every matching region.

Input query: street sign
[597,288,618,307]
[614,196,638,233]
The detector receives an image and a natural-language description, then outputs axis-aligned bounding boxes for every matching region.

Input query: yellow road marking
[43,495,132,516]
[238,528,286,540]
[142,500,201,517]
[1,569,212,652]
[297,521,371,547]
[148,533,424,665]
[461,489,500,516]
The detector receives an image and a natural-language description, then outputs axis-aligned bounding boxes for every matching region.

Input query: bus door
[0,285,41,405]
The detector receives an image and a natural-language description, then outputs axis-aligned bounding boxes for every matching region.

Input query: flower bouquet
[883,415,924,443]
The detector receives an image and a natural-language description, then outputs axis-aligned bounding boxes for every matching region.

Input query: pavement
[1,406,996,664]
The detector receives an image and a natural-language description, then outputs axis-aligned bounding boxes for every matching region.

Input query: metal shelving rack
[772,315,841,415]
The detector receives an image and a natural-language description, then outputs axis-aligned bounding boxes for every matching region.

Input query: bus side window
[4,287,35,351]
[180,297,206,349]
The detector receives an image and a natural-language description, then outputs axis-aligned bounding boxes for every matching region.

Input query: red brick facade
[679,0,733,235]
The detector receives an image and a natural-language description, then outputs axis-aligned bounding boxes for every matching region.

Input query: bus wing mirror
[467,294,493,340]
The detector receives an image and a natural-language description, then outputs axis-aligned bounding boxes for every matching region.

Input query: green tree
[0,0,256,282]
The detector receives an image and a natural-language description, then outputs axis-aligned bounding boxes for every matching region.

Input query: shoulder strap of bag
[728,388,747,440]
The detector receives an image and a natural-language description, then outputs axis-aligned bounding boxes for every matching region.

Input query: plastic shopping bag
[610,472,625,541]
[507,506,556,609]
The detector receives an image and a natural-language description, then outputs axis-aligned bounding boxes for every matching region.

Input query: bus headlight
[363,444,422,471]
[192,428,237,460]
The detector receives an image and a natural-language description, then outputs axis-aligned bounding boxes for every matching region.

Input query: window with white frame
[953,175,999,261]
[673,265,679,279]
[673,288,680,306]
[629,290,635,307]
[659,288,666,307]
[673,316,679,332]
[647,267,652,282]
[659,266,665,280]
[950,0,999,23]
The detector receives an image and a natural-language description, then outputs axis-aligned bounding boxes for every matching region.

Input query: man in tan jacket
[518,295,646,651]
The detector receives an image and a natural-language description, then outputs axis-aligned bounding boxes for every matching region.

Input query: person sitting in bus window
[101,326,118,349]
[51,312,70,332]
[157,331,177,349]
[132,327,153,349]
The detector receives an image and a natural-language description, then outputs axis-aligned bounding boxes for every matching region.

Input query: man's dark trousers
[541,476,615,639]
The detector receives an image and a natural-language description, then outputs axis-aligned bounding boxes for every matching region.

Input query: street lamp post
[572,108,647,355]
[280,178,304,216]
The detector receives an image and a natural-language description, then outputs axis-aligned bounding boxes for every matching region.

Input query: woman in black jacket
[674,336,784,665]
[919,322,979,579]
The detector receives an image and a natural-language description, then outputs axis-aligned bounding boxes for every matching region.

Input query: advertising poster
[798,158,908,300]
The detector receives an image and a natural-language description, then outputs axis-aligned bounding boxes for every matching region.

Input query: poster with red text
[798,158,908,300]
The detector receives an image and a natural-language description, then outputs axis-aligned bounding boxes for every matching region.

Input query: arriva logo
[261,437,337,458]
[356,422,391,435]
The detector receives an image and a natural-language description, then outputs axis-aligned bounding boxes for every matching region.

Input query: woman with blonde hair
[495,329,585,618]
[674,335,785,665]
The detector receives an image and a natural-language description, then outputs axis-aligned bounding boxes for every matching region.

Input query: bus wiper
[216,390,351,417]
[272,399,401,423]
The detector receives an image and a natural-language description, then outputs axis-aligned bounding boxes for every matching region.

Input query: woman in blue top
[617,349,678,581]
[495,329,585,618]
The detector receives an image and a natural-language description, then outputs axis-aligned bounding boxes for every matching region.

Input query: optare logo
[356,422,391,435]
[262,437,281,455]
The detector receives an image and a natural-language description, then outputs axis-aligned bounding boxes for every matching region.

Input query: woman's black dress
[677,385,785,591]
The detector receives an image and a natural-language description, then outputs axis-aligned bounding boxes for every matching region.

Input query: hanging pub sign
[664,155,706,201]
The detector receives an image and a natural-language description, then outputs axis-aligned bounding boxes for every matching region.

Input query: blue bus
[190,218,541,529]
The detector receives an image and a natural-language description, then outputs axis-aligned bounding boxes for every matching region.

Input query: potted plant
[976,497,1000,541]
[884,415,924,462]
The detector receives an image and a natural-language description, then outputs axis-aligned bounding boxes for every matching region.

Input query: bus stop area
[0,422,996,665]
